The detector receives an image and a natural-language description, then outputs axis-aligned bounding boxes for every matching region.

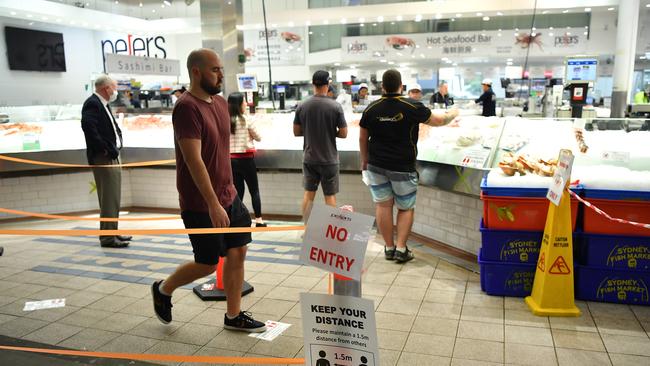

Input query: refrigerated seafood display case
[1,104,649,197]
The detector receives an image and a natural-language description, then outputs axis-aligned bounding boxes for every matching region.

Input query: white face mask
[109,89,118,103]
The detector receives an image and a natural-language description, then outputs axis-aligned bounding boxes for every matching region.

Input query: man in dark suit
[81,75,132,248]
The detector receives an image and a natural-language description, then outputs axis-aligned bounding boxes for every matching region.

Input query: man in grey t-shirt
[293,70,348,219]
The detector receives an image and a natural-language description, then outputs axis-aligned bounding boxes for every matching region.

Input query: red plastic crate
[583,198,650,236]
[482,193,578,231]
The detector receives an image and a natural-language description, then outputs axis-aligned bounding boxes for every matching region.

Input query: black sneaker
[224,311,267,333]
[255,222,267,227]
[384,246,396,260]
[151,280,172,324]
[394,247,414,263]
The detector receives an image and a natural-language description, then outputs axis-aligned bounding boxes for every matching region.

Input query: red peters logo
[100,34,167,69]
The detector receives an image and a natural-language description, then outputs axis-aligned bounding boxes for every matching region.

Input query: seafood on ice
[0,123,42,136]
[498,152,557,177]
[574,129,588,153]
[122,115,171,130]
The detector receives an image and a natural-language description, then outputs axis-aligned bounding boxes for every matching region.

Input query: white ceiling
[0,0,200,33]
[45,0,199,20]
[241,0,621,30]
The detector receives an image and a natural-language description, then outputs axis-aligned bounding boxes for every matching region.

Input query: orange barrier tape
[0,154,174,168]
[0,226,306,236]
[0,345,304,364]
[0,207,180,222]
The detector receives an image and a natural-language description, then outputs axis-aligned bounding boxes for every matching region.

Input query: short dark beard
[200,77,221,95]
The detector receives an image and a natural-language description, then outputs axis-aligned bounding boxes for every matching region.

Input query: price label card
[459,148,491,169]
[572,118,586,130]
[601,151,630,163]
[23,299,66,312]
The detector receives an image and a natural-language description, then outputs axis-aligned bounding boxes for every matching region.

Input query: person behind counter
[634,84,650,104]
[327,85,337,99]
[475,79,497,117]
[228,92,266,227]
[352,83,369,105]
[171,86,187,105]
[407,83,423,101]
[80,74,132,248]
[430,81,454,108]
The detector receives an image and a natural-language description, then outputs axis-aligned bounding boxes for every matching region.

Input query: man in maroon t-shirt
[151,48,265,333]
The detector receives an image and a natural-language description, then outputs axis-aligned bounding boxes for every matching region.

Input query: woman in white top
[228,93,266,227]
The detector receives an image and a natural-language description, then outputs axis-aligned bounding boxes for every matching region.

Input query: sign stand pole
[193,258,254,301]
[332,205,362,297]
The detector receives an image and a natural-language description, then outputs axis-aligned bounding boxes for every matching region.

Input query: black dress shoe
[116,235,133,241]
[101,238,130,248]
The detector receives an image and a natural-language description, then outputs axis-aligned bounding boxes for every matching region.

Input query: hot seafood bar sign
[243,27,305,66]
[299,204,374,281]
[342,28,592,62]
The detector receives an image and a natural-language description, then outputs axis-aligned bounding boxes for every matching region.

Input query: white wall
[0,17,103,106]
[0,168,482,256]
[0,17,201,107]
[173,33,202,84]
[246,65,313,83]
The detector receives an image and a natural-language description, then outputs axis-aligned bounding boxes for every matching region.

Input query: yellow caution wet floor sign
[525,150,581,317]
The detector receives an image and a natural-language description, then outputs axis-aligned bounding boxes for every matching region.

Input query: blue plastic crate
[575,265,650,305]
[479,249,536,297]
[480,220,542,264]
[576,233,650,271]
[481,175,582,198]
[583,188,650,201]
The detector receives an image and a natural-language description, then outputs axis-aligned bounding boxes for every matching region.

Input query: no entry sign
[300,204,375,281]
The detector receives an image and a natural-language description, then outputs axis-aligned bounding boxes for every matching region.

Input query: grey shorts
[303,163,339,195]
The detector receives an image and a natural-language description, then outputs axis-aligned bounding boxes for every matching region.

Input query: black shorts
[303,163,339,195]
[181,196,252,265]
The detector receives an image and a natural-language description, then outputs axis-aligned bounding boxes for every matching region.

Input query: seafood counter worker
[634,84,650,104]
[430,81,454,108]
[352,83,369,105]
[475,79,496,117]
[407,84,423,101]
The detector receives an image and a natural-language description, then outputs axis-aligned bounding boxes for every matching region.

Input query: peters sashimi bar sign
[100,34,168,72]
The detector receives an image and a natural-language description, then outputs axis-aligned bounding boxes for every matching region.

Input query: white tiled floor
[0,214,649,366]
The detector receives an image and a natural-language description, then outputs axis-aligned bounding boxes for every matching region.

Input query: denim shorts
[366,164,418,210]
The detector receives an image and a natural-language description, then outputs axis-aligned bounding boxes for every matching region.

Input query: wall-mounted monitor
[4,26,66,72]
[236,74,258,92]
[565,57,597,83]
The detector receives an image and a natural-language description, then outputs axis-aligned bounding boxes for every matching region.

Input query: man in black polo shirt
[359,69,458,263]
